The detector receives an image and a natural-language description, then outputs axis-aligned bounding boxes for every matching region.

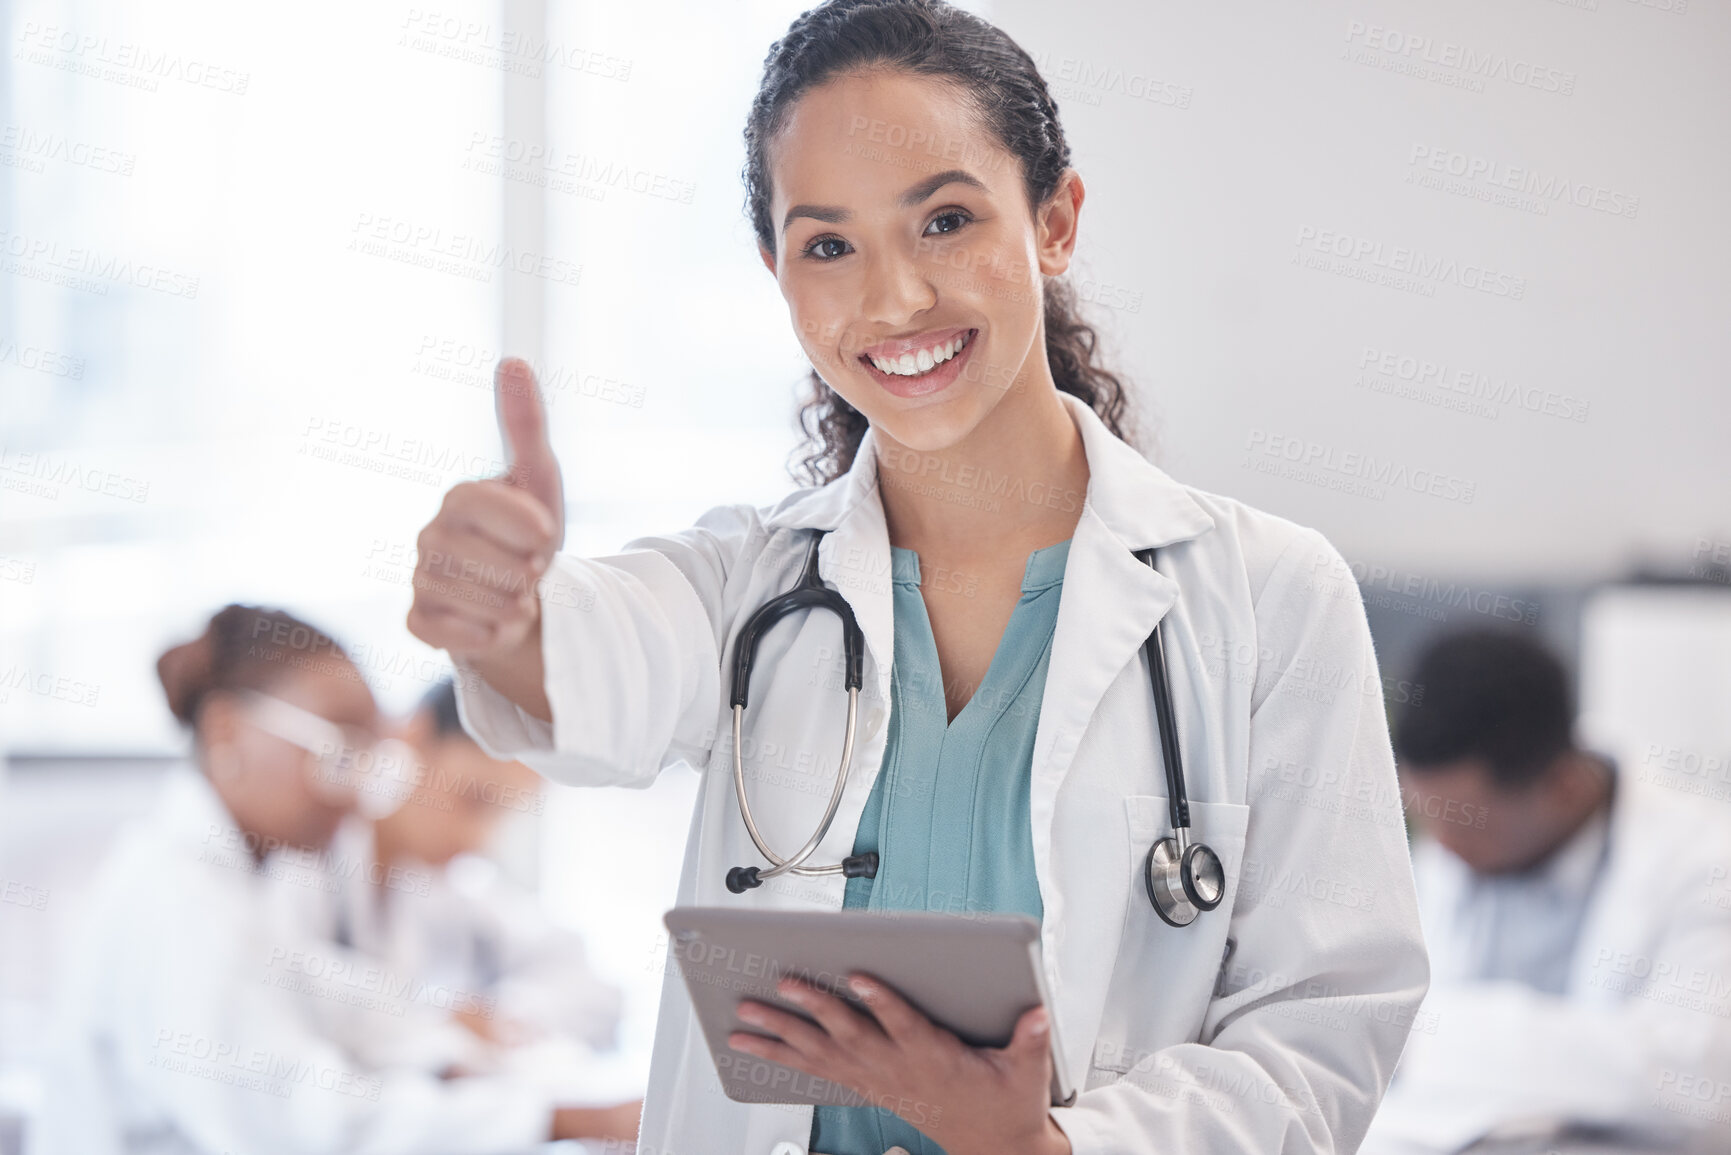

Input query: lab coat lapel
[1032,511,1176,1082]
[1032,393,1215,1082]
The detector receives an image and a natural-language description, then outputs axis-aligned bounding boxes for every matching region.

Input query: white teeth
[869,331,970,377]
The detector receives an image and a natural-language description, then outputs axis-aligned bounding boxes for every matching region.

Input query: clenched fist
[407,357,562,720]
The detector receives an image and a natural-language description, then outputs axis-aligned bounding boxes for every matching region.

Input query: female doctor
[406,1,1430,1153]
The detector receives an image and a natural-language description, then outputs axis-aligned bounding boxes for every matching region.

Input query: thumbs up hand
[407,358,560,718]
[495,355,565,551]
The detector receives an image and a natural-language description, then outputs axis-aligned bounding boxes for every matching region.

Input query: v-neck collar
[892,539,1071,732]
[890,537,1074,593]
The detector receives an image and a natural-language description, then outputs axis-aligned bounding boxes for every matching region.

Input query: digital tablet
[662,906,1077,1110]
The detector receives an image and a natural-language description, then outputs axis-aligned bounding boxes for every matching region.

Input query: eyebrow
[780,169,989,236]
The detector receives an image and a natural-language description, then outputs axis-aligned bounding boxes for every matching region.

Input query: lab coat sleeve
[1368,889,1731,1147]
[106,857,559,1155]
[455,501,761,788]
[1052,527,1432,1155]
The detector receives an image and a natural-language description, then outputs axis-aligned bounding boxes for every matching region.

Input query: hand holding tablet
[663,906,1077,1133]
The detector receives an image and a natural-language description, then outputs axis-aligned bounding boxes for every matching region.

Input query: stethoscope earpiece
[724,852,879,893]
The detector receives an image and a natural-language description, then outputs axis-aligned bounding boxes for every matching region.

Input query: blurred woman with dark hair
[39,604,638,1154]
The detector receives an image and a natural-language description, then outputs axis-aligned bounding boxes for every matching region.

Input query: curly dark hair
[157,603,350,727]
[742,0,1136,486]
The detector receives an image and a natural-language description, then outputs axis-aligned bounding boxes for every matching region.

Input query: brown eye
[926,209,971,236]
[802,235,849,261]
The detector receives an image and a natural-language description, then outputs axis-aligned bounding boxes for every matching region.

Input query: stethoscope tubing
[729,691,860,881]
[727,531,1222,921]
[1135,548,1192,834]
[726,530,873,892]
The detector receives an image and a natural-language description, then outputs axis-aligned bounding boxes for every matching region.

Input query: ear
[195,694,248,785]
[758,244,777,278]
[1034,167,1085,278]
[197,691,241,748]
[1547,750,1600,802]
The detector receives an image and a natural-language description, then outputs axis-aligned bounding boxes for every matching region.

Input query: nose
[857,244,938,333]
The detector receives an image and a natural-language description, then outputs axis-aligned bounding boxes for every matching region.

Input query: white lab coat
[1361,756,1731,1154]
[36,766,560,1155]
[458,390,1431,1155]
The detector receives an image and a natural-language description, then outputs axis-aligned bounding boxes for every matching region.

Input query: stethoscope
[724,530,1225,928]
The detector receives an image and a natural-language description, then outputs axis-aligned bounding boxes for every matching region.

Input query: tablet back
[662,906,1075,1109]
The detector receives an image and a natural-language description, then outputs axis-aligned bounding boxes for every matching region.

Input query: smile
[863,328,976,377]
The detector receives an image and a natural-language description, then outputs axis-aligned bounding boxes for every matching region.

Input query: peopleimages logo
[1,227,201,299]
[1342,20,1577,96]
[1244,429,1477,505]
[1293,226,1526,301]
[1356,346,1590,423]
[14,22,252,95]
[1406,144,1639,220]
[0,123,136,176]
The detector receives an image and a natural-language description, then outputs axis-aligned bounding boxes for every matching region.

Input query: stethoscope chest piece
[1143,833,1225,928]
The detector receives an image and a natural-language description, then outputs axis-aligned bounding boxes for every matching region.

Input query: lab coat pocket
[1088,795,1251,1083]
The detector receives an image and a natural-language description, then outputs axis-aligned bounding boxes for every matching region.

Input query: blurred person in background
[1362,628,1731,1154]
[37,604,640,1155]
[317,678,631,1100]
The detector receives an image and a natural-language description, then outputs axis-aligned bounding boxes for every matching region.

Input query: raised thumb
[494,356,565,546]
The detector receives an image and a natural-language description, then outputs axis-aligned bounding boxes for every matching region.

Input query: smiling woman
[744,23,1133,491]
[408,1,1431,1154]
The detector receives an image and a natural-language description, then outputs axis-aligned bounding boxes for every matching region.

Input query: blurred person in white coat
[317,678,631,1099]
[37,604,640,1155]
[403,4,1432,1151]
[1361,629,1731,1154]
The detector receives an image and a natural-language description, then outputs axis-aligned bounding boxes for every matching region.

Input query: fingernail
[849,977,871,997]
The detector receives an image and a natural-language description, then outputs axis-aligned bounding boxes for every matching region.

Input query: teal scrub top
[808,537,1070,1155]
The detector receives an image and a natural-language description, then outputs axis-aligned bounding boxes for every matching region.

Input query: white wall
[992,0,1730,583]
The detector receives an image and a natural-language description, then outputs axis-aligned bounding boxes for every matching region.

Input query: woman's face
[201,664,381,853]
[760,69,1083,455]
